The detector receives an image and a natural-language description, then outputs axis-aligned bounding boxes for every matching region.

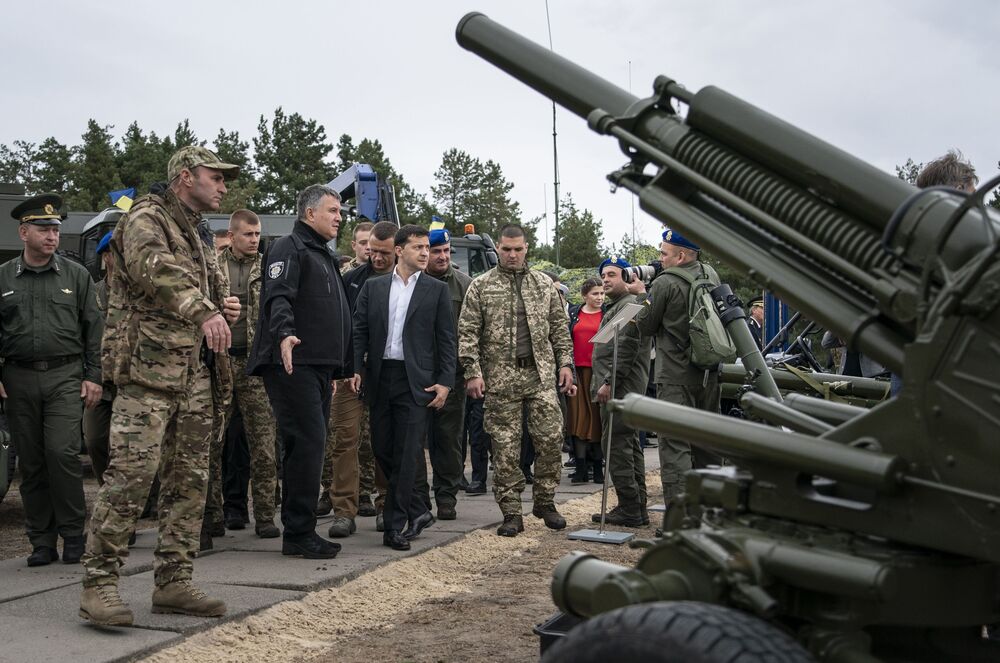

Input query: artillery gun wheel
[542,601,815,663]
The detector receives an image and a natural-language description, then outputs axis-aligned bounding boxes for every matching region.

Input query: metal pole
[761,310,801,355]
[545,0,560,267]
[598,321,619,534]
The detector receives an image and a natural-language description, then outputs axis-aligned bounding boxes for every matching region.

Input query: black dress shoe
[458,475,470,491]
[383,530,410,551]
[465,481,487,495]
[402,511,435,541]
[437,504,457,521]
[27,546,59,567]
[281,532,341,559]
[62,535,85,564]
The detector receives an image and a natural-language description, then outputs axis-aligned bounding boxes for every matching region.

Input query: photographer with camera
[632,229,723,515]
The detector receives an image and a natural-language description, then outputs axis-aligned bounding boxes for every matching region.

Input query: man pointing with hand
[248,183,352,560]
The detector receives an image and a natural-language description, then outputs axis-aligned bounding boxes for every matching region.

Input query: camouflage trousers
[82,367,212,587]
[355,405,388,508]
[357,404,374,498]
[483,366,563,518]
[656,380,721,502]
[320,380,363,518]
[206,356,277,525]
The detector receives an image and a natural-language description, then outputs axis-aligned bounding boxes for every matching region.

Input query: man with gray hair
[248,183,353,559]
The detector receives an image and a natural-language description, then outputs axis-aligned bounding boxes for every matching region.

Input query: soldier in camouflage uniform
[589,257,651,527]
[458,224,576,537]
[79,146,241,627]
[204,210,279,539]
[634,229,723,507]
[415,228,472,521]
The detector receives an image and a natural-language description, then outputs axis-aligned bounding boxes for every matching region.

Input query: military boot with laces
[496,514,524,537]
[531,503,567,530]
[152,579,226,617]
[79,584,133,626]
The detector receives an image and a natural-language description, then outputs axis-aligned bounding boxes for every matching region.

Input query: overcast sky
[2,1,996,247]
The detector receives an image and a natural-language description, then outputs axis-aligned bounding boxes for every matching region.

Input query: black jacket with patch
[247,221,352,377]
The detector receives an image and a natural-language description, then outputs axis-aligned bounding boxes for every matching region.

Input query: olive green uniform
[82,190,229,588]
[0,253,102,550]
[635,261,722,501]
[416,264,472,510]
[590,292,651,509]
[82,279,115,484]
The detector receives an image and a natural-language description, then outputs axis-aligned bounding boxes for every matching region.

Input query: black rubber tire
[542,601,815,663]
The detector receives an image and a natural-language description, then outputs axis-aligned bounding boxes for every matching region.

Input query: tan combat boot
[79,584,134,626]
[151,579,226,617]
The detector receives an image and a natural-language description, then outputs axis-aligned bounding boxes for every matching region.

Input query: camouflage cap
[11,193,65,225]
[167,145,240,182]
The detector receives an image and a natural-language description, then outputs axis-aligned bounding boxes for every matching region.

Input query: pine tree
[555,194,604,268]
[117,122,171,194]
[32,138,74,195]
[895,158,923,185]
[0,140,36,185]
[431,148,483,228]
[67,120,122,211]
[213,128,257,213]
[468,159,521,238]
[252,107,333,214]
[173,119,201,149]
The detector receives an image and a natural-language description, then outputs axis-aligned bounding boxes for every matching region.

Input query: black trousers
[462,397,490,484]
[222,406,250,521]
[370,361,429,532]
[262,364,333,539]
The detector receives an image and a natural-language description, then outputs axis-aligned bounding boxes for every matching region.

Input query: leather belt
[516,356,535,369]
[5,355,78,371]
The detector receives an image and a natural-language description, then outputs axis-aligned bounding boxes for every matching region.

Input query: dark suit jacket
[353,271,456,407]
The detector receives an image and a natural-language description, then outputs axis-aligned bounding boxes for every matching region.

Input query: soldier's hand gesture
[280,335,301,375]
[557,366,575,394]
[80,380,103,409]
[465,376,485,399]
[222,296,241,325]
[202,313,231,353]
[425,384,450,409]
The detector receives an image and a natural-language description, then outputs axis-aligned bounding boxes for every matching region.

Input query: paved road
[0,447,661,663]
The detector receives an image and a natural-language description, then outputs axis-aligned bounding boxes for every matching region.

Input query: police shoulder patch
[268,261,285,279]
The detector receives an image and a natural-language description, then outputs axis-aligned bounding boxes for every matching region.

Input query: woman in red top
[565,278,604,482]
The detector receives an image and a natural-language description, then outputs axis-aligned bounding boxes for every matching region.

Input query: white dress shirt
[383,267,420,360]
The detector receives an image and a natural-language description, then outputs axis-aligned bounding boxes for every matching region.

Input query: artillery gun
[457,13,1000,662]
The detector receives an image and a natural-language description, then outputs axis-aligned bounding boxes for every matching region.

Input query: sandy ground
[143,478,661,663]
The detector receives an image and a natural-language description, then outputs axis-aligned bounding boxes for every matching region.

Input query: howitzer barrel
[456,12,637,119]
[783,392,866,426]
[719,364,891,402]
[612,393,904,492]
[456,13,1000,379]
[739,392,833,435]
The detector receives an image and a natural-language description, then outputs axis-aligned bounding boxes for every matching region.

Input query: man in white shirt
[352,225,456,551]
